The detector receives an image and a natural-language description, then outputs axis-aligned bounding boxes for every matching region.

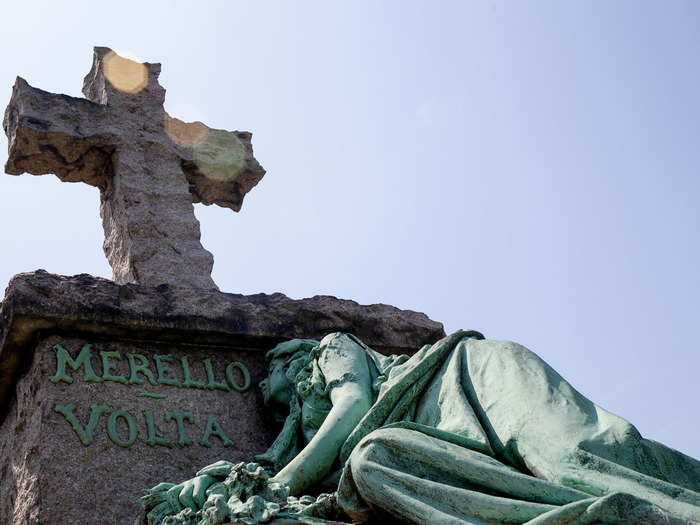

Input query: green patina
[153,354,181,387]
[141,333,700,525]
[100,350,128,384]
[144,409,173,448]
[50,342,247,452]
[107,409,138,448]
[54,403,110,445]
[226,362,251,392]
[50,344,102,384]
[136,392,168,399]
[202,358,228,391]
[199,415,234,448]
[48,343,251,392]
[127,353,158,386]
[54,403,234,450]
[181,356,205,389]
[166,411,195,447]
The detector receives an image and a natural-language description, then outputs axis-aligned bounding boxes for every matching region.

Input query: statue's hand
[140,482,174,512]
[167,474,217,511]
[146,482,175,495]
[196,459,236,478]
[142,473,221,513]
[269,471,293,489]
[141,461,235,518]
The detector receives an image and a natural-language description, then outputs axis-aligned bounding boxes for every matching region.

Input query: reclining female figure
[146,331,700,524]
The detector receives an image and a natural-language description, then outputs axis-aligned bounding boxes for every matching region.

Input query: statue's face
[260,357,294,408]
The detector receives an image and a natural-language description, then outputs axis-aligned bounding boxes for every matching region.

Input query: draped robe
[301,331,700,524]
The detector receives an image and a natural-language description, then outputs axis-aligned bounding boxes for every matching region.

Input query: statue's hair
[255,338,319,474]
[265,338,318,363]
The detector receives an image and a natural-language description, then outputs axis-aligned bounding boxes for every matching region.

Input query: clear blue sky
[1,1,698,457]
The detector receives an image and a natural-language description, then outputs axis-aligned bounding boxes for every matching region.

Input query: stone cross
[3,47,265,290]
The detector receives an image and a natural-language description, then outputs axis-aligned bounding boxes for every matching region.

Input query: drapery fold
[336,333,700,524]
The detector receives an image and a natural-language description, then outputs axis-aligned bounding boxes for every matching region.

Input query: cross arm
[166,116,266,212]
[3,77,113,187]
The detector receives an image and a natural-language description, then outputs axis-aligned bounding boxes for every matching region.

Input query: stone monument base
[0,271,443,525]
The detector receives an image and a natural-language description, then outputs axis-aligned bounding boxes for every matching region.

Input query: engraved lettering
[107,409,138,447]
[199,415,234,447]
[165,411,195,446]
[203,358,229,391]
[54,403,110,445]
[226,362,251,392]
[50,344,102,384]
[100,350,127,384]
[181,356,205,389]
[154,354,181,387]
[144,409,173,447]
[127,353,158,386]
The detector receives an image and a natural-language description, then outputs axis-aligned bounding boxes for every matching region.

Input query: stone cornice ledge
[0,270,445,420]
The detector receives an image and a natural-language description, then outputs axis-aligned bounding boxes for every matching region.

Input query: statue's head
[255,338,319,473]
[259,339,318,410]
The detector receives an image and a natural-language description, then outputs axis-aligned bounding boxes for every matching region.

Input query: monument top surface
[3,47,266,290]
[0,270,446,422]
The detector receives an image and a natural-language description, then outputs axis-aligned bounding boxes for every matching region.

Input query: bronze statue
[143,331,700,524]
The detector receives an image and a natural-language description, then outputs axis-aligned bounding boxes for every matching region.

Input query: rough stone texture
[3,47,266,290]
[0,335,274,525]
[0,271,443,524]
[0,270,446,424]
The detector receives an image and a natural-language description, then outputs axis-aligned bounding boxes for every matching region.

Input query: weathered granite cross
[3,47,265,290]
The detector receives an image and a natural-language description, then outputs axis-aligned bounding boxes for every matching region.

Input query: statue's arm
[272,334,374,495]
[272,381,371,495]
